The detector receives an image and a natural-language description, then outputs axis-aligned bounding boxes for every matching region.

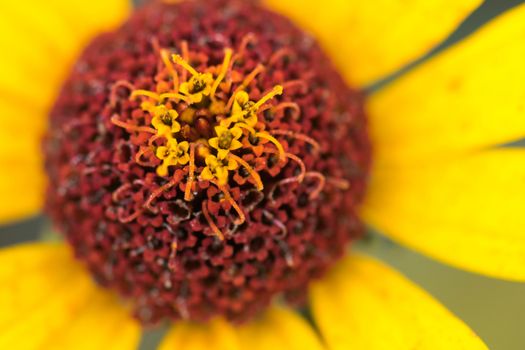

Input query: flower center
[43,0,371,324]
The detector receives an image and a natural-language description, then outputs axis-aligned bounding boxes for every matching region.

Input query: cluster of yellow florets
[117,44,286,200]
[109,39,335,239]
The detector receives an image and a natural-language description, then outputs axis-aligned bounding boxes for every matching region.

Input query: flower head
[1,0,517,348]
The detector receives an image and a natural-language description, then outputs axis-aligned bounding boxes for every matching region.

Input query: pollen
[43,0,371,324]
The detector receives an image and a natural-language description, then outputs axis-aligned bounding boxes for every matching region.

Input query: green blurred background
[1,0,524,349]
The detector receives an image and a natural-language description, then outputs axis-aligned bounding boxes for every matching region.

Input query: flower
[200,154,239,185]
[155,138,190,177]
[208,125,244,159]
[1,0,523,349]
[150,104,181,137]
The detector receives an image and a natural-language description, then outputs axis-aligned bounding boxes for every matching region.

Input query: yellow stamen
[228,154,263,191]
[130,89,160,101]
[235,122,256,134]
[159,92,192,104]
[253,85,283,110]
[160,49,179,92]
[184,143,196,201]
[202,200,225,240]
[210,48,233,99]
[172,54,199,77]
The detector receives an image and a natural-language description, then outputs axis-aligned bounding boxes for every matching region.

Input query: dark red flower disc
[43,0,371,324]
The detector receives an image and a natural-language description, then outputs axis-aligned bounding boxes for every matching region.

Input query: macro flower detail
[43,0,370,324]
[4,0,524,348]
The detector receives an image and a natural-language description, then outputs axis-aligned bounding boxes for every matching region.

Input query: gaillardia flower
[1,0,523,348]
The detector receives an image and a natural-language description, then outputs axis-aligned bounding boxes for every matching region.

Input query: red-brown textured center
[43,0,371,324]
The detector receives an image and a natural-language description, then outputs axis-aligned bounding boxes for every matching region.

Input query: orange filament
[110,80,135,107]
[326,177,350,190]
[240,64,265,89]
[284,152,306,182]
[160,49,180,92]
[111,115,156,134]
[228,154,263,191]
[226,64,265,109]
[268,47,294,66]
[304,171,326,199]
[270,129,320,152]
[233,33,257,64]
[184,143,196,201]
[130,89,160,101]
[213,181,246,225]
[210,48,233,99]
[281,79,307,92]
[272,102,301,119]
[143,177,180,213]
[148,134,165,147]
[255,132,285,162]
[202,200,225,240]
[135,147,157,167]
[112,183,132,202]
[180,40,190,82]
[117,207,143,224]
[268,177,300,203]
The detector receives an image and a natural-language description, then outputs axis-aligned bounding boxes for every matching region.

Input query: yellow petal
[263,0,481,87]
[368,3,525,166]
[361,148,525,281]
[0,0,130,224]
[0,243,140,349]
[159,307,323,350]
[237,307,325,350]
[158,318,241,350]
[311,253,488,350]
